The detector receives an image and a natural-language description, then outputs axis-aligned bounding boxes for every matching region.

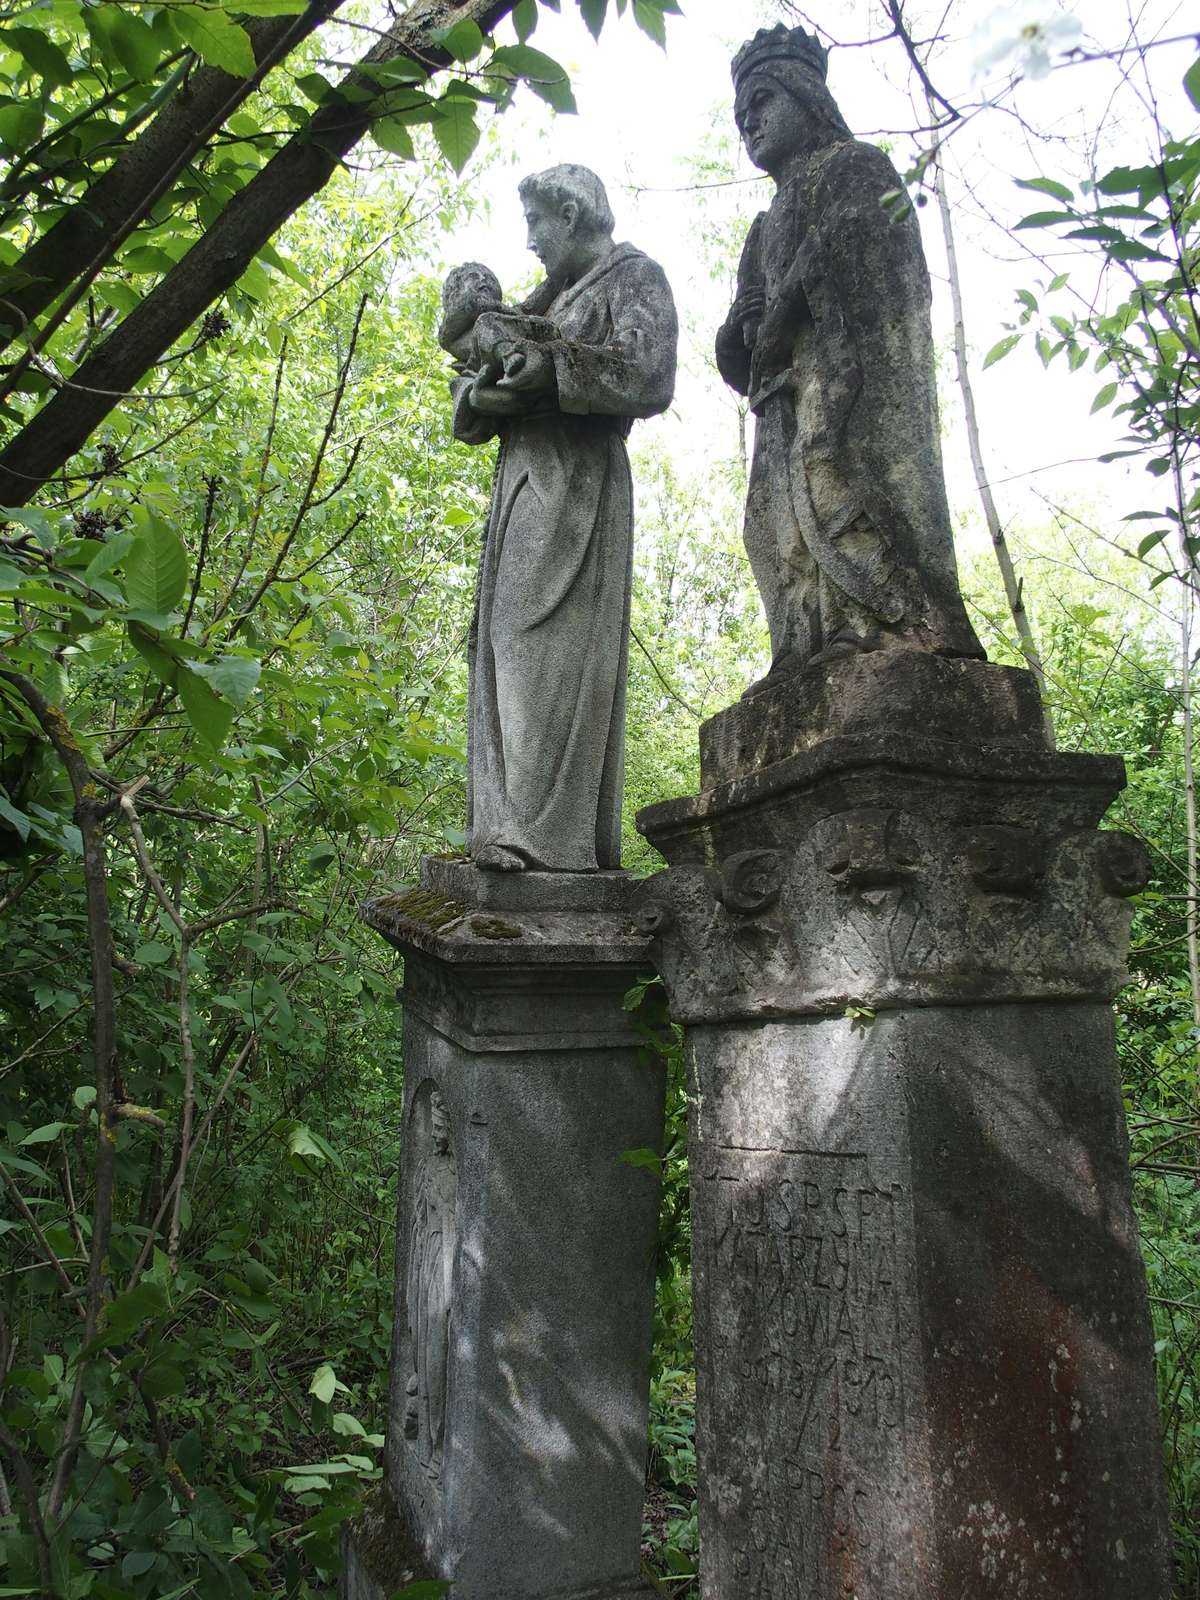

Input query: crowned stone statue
[718,26,983,691]
[439,165,678,872]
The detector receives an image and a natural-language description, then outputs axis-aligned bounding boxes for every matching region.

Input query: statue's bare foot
[474,843,527,872]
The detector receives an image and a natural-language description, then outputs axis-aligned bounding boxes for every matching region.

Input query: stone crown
[732,24,829,89]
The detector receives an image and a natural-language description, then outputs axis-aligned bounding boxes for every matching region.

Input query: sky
[410,0,1198,585]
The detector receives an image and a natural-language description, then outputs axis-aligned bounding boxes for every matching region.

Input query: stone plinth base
[636,658,1172,1599]
[352,862,664,1600]
[688,1003,1170,1598]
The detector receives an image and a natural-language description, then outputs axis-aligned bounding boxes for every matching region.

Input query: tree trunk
[0,3,345,348]
[933,153,1056,748]
[0,0,518,507]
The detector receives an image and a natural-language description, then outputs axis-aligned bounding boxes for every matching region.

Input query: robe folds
[716,138,982,667]
[452,243,677,872]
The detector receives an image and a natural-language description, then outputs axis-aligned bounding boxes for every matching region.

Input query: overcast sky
[412,0,1197,571]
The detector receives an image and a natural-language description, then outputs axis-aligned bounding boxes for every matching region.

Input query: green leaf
[0,791,30,841]
[1015,175,1074,204]
[2,27,73,88]
[514,0,538,41]
[73,1085,97,1111]
[94,1282,169,1349]
[633,0,667,47]
[309,1363,338,1404]
[106,11,161,82]
[372,116,415,160]
[135,941,173,966]
[1184,56,1200,113]
[491,45,576,113]
[307,843,337,871]
[19,1122,68,1146]
[125,518,187,613]
[84,531,135,584]
[1014,210,1074,230]
[193,654,260,706]
[578,0,608,39]
[432,96,480,174]
[1091,381,1118,413]
[618,1146,662,1175]
[171,8,257,77]
[436,19,484,62]
[127,623,180,688]
[1137,529,1169,558]
[0,101,43,153]
[177,666,235,751]
[983,333,1020,369]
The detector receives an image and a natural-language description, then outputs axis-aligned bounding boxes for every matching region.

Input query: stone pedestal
[351,859,663,1600]
[635,653,1173,1599]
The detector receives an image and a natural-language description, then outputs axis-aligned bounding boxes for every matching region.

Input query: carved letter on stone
[403,1084,457,1484]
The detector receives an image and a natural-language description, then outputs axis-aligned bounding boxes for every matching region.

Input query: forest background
[0,0,1196,1595]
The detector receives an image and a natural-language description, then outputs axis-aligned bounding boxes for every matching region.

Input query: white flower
[971,1,1083,81]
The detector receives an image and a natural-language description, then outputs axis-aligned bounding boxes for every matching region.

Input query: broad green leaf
[578,0,607,38]
[93,1281,169,1349]
[177,666,235,751]
[84,531,135,583]
[1014,211,1074,230]
[2,27,72,88]
[309,1363,337,1403]
[193,654,261,706]
[491,45,576,113]
[372,116,416,160]
[171,8,257,77]
[1091,381,1119,413]
[0,101,43,152]
[983,333,1020,369]
[73,1085,97,1110]
[435,19,484,62]
[307,843,337,871]
[106,11,161,82]
[0,791,30,841]
[1137,529,1169,558]
[432,96,480,174]
[633,0,667,47]
[1015,175,1074,204]
[135,941,173,965]
[125,519,187,613]
[514,0,538,41]
[19,1122,68,1145]
[1184,56,1200,113]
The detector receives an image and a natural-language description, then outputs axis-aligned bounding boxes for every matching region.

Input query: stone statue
[403,1087,456,1483]
[718,26,982,688]
[439,165,678,872]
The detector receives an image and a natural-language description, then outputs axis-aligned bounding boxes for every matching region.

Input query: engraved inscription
[700,1149,913,1597]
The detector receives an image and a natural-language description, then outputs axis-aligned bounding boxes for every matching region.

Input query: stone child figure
[438,263,557,401]
[443,165,678,872]
[719,26,982,685]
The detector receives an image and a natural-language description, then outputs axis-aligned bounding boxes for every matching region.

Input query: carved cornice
[636,807,1149,1023]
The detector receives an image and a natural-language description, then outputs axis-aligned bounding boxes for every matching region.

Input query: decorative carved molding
[637,808,1148,1023]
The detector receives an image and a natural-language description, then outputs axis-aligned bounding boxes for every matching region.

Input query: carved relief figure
[718,27,982,687]
[403,1087,457,1483]
[439,165,678,871]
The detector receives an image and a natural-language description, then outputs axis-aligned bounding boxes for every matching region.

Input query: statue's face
[523,196,575,276]
[735,71,808,176]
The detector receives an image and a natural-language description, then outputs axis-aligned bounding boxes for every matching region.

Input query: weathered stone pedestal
[347,859,663,1600]
[636,653,1173,1599]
